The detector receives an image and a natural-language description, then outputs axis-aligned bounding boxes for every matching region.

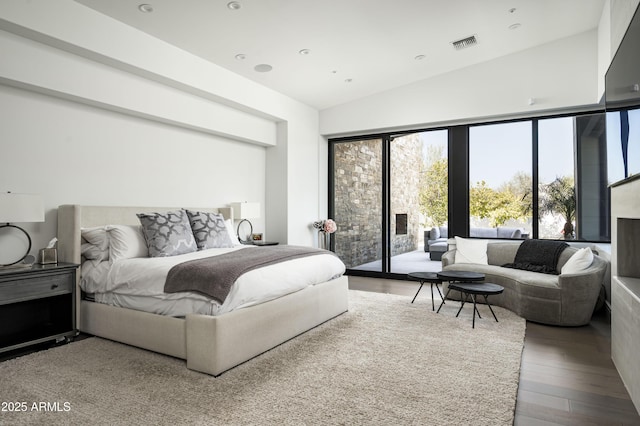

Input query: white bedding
[81,245,345,317]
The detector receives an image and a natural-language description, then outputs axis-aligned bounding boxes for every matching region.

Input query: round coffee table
[437,270,485,282]
[436,271,485,313]
[448,282,504,328]
[407,272,444,311]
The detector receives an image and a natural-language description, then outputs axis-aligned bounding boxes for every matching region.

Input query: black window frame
[329,109,609,279]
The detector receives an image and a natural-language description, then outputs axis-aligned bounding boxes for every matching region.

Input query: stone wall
[333,136,423,268]
[390,135,423,256]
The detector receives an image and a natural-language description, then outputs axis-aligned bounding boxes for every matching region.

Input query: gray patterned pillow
[186,210,234,249]
[136,209,197,257]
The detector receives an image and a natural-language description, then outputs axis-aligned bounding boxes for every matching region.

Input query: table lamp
[0,192,45,267]
[230,202,260,244]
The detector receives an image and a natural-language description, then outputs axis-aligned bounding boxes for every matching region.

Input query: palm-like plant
[540,176,576,239]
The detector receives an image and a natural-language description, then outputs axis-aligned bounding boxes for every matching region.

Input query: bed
[57,205,349,376]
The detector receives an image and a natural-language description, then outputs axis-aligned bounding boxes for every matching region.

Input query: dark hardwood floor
[349,276,640,426]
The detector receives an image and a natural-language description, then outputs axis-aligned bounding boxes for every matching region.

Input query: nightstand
[251,241,279,246]
[0,262,78,353]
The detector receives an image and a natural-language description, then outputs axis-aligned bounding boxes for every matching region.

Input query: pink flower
[313,219,337,234]
[323,219,337,233]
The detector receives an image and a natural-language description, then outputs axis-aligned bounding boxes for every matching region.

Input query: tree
[469,173,532,227]
[501,171,533,219]
[540,176,576,239]
[419,145,448,226]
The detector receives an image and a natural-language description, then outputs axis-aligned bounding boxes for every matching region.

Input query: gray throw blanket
[502,239,568,275]
[164,245,331,304]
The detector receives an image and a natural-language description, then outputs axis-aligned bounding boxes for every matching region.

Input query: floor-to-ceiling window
[469,121,532,237]
[538,117,575,239]
[330,110,613,279]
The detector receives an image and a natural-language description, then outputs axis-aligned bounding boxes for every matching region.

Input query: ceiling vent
[452,35,478,50]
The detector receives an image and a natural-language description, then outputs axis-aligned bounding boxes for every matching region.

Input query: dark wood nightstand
[0,262,78,353]
[251,241,279,246]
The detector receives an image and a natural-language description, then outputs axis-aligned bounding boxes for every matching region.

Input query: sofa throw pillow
[106,225,148,261]
[186,210,234,249]
[561,247,594,274]
[137,210,197,257]
[454,236,488,264]
[430,226,440,240]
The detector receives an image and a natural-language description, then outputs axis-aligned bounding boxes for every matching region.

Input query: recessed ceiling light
[227,1,241,10]
[254,64,273,73]
[414,54,426,60]
[299,49,311,55]
[235,54,246,60]
[509,23,521,30]
[138,4,153,13]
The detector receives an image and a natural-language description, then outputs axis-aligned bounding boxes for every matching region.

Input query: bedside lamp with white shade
[230,202,260,244]
[0,192,45,267]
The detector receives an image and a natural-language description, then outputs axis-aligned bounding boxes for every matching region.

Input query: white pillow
[106,225,148,262]
[561,247,594,274]
[81,243,108,261]
[225,219,241,246]
[81,226,109,261]
[81,226,109,249]
[454,237,488,264]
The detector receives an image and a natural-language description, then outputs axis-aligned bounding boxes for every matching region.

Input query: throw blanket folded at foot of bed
[164,245,332,303]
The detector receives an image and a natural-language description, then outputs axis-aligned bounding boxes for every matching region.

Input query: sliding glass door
[332,130,448,275]
[332,138,383,272]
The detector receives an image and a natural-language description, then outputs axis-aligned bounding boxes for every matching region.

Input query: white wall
[610,0,640,54]
[0,84,265,257]
[0,0,323,260]
[320,30,601,136]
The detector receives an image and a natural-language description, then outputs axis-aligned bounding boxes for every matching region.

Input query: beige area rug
[0,290,525,425]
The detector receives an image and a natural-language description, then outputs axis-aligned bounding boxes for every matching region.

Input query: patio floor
[352,249,443,274]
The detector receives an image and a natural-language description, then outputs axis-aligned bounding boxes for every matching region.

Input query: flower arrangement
[313,219,337,233]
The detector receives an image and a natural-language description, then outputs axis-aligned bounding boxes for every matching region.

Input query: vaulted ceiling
[75,0,605,110]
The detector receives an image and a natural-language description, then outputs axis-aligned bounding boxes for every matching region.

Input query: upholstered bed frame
[57,205,349,376]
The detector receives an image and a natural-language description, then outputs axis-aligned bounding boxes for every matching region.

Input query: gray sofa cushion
[497,227,522,238]
[439,226,448,238]
[470,227,498,238]
[430,226,440,240]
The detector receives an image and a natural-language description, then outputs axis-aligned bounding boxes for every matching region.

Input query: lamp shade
[0,193,45,223]
[231,202,260,220]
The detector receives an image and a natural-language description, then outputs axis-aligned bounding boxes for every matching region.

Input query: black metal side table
[407,272,444,311]
[436,270,485,313]
[448,282,504,328]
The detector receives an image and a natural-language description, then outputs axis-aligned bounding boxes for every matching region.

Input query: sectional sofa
[440,240,608,326]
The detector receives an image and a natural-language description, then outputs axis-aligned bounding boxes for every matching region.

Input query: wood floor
[349,276,640,426]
